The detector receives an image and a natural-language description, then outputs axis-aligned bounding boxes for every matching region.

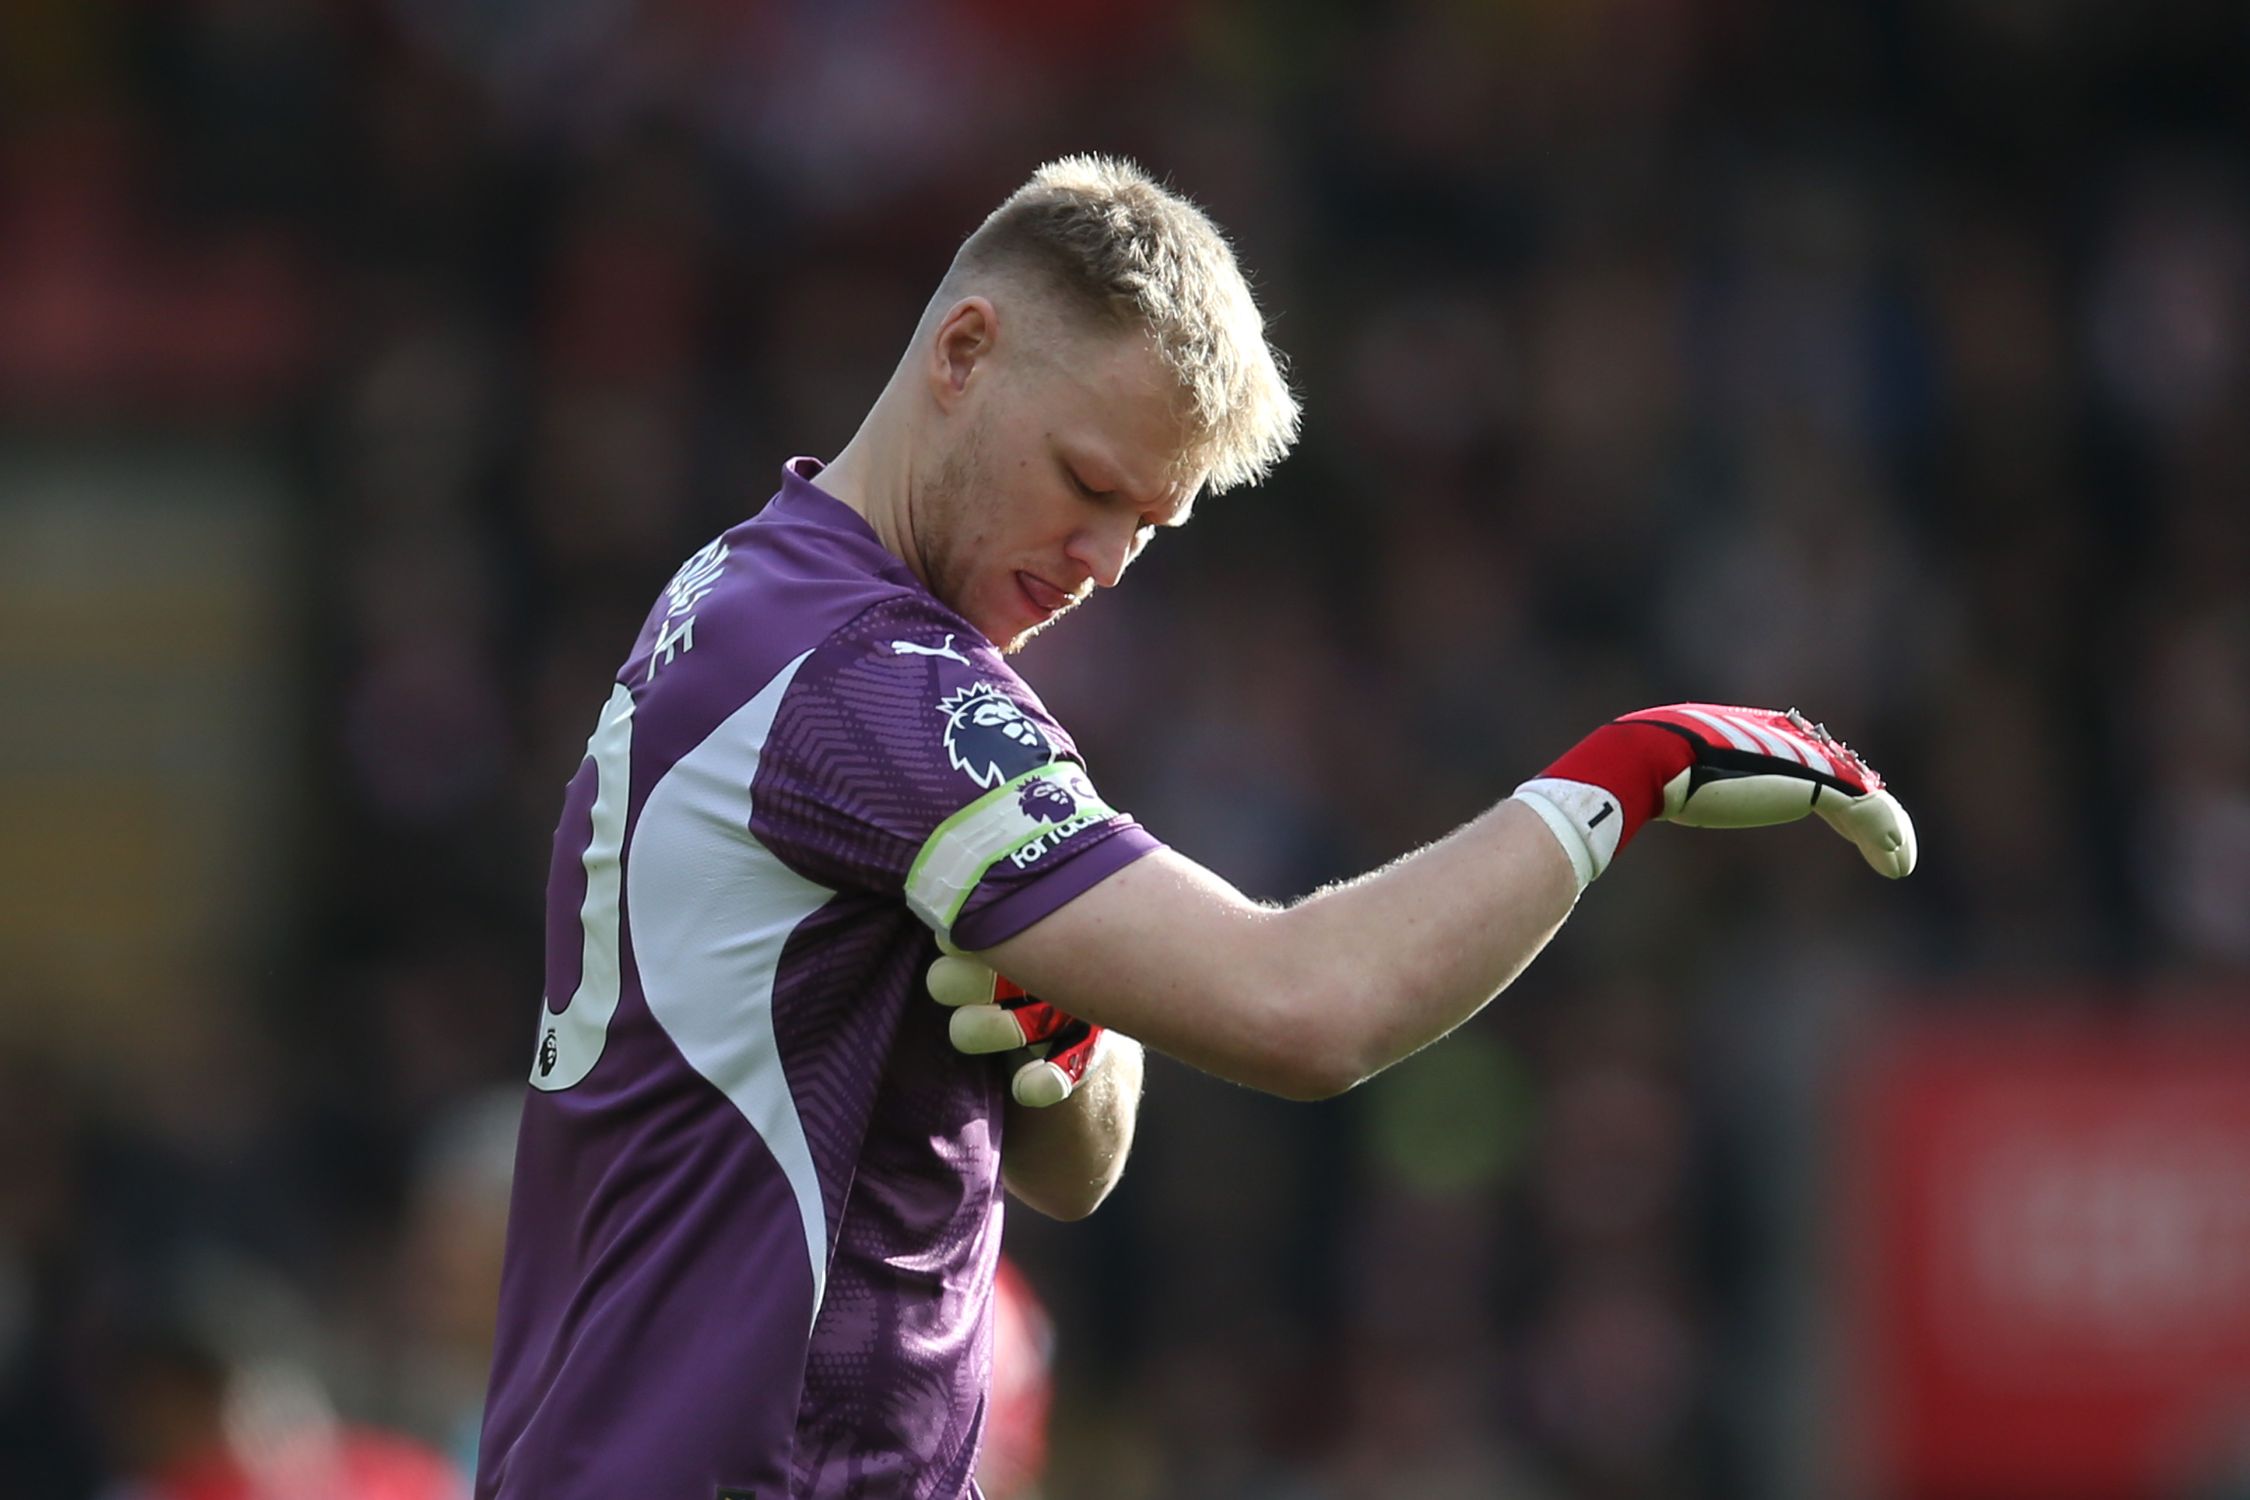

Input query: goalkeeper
[476,153,1913,1500]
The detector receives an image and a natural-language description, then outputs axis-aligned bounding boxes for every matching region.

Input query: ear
[925,297,998,413]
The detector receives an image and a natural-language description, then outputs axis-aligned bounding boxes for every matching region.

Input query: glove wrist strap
[1510,778,1624,894]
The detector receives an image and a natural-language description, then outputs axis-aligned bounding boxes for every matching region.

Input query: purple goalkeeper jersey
[476,459,1160,1500]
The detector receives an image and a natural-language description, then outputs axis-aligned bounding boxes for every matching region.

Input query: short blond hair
[947,155,1300,494]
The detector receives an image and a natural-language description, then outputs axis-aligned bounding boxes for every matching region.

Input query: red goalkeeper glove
[1512,703,1916,890]
[926,953,1106,1108]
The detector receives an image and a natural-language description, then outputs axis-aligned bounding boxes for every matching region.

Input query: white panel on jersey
[626,649,836,1327]
[531,682,635,1092]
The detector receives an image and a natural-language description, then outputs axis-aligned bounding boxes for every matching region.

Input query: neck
[818,393,930,589]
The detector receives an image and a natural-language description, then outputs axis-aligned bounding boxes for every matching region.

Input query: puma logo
[890,635,970,666]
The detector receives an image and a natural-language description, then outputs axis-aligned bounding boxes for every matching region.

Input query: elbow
[1039,1182,1115,1223]
[1197,908,1386,1101]
[1275,934,1391,1099]
[1011,1170,1122,1223]
[1273,1048,1373,1103]
[1248,983,1380,1102]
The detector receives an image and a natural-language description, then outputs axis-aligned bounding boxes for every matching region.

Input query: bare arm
[998,1035,1145,1220]
[981,797,1579,1101]
[976,701,1913,1103]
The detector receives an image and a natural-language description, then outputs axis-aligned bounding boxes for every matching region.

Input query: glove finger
[1816,785,1918,878]
[1011,1024,1101,1108]
[1011,1057,1076,1108]
[927,955,999,1010]
[949,1003,1030,1055]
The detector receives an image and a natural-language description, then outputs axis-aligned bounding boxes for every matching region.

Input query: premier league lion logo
[1017,777,1078,822]
[938,682,1056,790]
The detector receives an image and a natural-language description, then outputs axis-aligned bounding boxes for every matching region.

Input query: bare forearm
[985,702,1907,1105]
[988,799,1579,1101]
[1000,1035,1145,1220]
[1269,797,1578,1087]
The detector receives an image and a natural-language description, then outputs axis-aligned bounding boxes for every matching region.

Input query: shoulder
[794,595,1076,758]
[622,517,942,710]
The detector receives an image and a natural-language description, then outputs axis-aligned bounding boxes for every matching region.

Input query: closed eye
[1064,455,1163,539]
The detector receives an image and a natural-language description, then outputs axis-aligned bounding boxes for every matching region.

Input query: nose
[1065,516,1143,591]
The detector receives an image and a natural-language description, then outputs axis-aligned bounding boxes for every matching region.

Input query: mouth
[1015,571,1074,621]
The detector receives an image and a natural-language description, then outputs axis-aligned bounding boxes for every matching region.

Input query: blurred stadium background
[3,1,2248,1497]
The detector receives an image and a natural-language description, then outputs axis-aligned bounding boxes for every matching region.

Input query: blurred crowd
[2,1,2246,1497]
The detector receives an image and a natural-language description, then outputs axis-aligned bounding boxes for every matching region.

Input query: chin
[1002,601,1079,656]
[975,590,1045,657]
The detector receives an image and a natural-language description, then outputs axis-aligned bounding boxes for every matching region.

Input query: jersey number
[531,683,635,1091]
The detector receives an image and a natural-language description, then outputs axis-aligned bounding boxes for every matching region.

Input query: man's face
[914,312,1200,653]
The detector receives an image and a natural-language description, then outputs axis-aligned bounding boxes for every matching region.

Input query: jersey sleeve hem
[949,823,1162,952]
[904,761,1120,934]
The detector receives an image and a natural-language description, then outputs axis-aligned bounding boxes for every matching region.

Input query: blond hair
[946,155,1300,494]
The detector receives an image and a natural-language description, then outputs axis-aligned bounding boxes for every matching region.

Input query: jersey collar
[769,457,925,590]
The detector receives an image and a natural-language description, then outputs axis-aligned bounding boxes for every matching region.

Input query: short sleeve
[748,595,1161,950]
